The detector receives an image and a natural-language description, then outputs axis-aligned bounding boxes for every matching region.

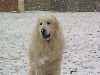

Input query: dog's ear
[51,15,60,29]
[37,16,41,25]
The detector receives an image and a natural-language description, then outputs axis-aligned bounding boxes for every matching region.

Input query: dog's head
[37,14,60,40]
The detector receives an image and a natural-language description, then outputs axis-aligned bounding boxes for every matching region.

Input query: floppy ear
[51,15,60,30]
[37,16,41,26]
[34,16,41,35]
[36,16,42,31]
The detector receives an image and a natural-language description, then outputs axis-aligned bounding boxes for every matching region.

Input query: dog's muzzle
[41,28,50,39]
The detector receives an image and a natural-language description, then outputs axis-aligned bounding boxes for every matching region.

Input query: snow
[0,11,100,75]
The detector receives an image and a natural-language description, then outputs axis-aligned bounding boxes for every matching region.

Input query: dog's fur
[28,14,65,75]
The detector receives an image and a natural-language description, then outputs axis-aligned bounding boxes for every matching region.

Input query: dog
[28,14,65,75]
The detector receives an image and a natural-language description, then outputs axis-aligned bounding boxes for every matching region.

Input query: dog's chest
[36,43,56,59]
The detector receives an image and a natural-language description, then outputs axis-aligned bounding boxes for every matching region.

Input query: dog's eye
[40,23,42,25]
[47,22,51,25]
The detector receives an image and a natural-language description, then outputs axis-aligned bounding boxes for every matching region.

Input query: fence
[25,0,100,12]
[0,0,100,12]
[0,0,18,11]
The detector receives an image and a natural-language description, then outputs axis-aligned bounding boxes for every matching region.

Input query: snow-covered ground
[0,11,100,75]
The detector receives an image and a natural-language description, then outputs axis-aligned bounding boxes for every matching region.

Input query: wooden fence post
[18,0,24,12]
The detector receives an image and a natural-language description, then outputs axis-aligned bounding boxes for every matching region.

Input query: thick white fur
[28,14,65,75]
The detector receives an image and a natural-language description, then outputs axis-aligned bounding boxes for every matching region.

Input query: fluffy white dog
[28,14,65,75]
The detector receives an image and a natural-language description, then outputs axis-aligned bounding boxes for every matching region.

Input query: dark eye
[40,23,42,25]
[47,22,51,25]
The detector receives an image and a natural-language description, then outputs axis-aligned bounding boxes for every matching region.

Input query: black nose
[41,28,50,38]
[41,28,46,35]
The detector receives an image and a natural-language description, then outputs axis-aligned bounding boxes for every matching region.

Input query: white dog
[28,14,65,75]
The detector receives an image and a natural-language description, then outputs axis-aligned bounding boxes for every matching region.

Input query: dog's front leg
[35,57,49,75]
[35,62,49,75]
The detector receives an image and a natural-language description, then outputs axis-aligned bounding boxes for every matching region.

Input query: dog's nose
[41,28,46,34]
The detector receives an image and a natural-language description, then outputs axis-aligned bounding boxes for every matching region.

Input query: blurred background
[0,0,100,12]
